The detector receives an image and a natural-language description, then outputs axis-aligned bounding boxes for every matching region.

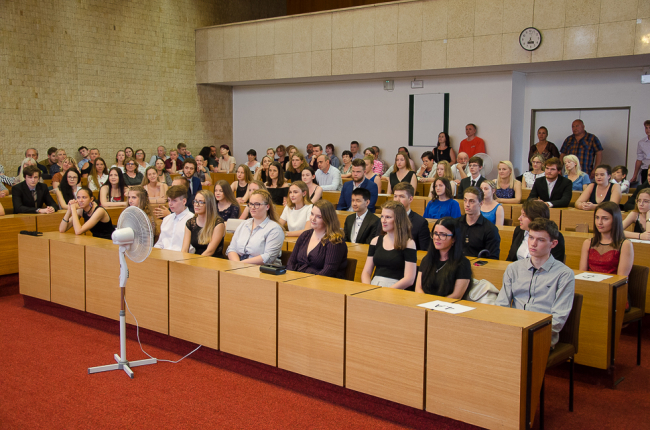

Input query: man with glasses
[458,187,500,259]
[316,154,342,191]
[154,185,194,252]
[457,156,485,197]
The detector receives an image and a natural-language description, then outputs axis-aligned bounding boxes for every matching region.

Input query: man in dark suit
[528,157,573,208]
[392,182,431,250]
[337,159,378,212]
[12,166,59,214]
[181,159,202,213]
[624,169,650,212]
[343,188,380,244]
[457,156,485,197]
[506,200,565,262]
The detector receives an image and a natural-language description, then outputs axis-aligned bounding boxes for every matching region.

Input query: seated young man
[343,188,380,244]
[456,156,485,197]
[182,158,202,211]
[496,218,575,348]
[392,182,431,251]
[154,185,195,251]
[12,166,59,214]
[337,159,378,212]
[528,157,573,208]
[153,176,189,219]
[506,200,566,262]
[457,186,500,259]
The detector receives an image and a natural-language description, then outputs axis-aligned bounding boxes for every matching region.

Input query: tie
[471,180,476,187]
[32,189,38,208]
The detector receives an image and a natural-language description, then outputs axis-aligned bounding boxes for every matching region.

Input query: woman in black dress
[387,151,418,194]
[528,126,560,169]
[433,132,456,165]
[231,164,252,204]
[213,179,240,221]
[361,201,417,289]
[58,187,115,240]
[55,167,81,210]
[182,190,225,257]
[416,217,472,298]
[267,161,290,205]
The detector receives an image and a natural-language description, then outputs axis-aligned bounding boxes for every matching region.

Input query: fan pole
[88,248,157,378]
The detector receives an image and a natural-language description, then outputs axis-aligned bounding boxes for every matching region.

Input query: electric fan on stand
[88,206,155,378]
[474,152,494,177]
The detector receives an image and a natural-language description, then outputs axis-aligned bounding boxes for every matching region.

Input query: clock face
[519,27,542,51]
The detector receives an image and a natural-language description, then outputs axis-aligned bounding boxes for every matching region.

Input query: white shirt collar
[174,207,190,220]
[356,209,368,221]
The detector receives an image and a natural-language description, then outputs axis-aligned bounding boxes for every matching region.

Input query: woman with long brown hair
[231,164,253,203]
[141,166,169,204]
[387,151,418,195]
[279,181,312,237]
[182,190,225,258]
[88,157,108,192]
[213,179,240,222]
[284,152,309,183]
[267,161,290,205]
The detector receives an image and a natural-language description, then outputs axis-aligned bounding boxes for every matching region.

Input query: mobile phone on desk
[473,260,488,266]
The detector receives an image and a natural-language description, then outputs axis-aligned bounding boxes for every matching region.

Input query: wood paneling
[287,0,397,15]
[18,233,50,300]
[50,240,86,311]
[1,215,37,275]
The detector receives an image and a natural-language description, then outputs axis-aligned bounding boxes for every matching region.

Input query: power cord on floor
[124,297,201,363]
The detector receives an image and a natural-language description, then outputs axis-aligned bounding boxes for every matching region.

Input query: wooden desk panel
[35,211,67,232]
[2,215,37,275]
[85,245,124,322]
[50,240,85,311]
[219,267,312,366]
[345,244,369,282]
[0,196,13,214]
[497,226,516,261]
[561,209,594,232]
[278,277,376,386]
[411,197,426,216]
[18,234,50,300]
[346,289,443,408]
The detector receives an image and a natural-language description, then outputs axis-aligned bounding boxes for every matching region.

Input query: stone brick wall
[0,0,285,171]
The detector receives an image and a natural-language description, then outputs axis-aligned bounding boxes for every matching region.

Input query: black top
[11,181,60,214]
[123,172,143,186]
[268,187,289,205]
[420,256,472,297]
[82,207,115,240]
[506,225,566,262]
[635,216,645,233]
[389,171,415,190]
[588,183,613,204]
[284,171,302,183]
[458,214,501,259]
[236,183,248,198]
[368,235,417,281]
[527,141,560,169]
[186,215,224,257]
[286,230,349,278]
[624,181,650,211]
[218,204,240,222]
[207,157,219,169]
[457,175,485,198]
[433,146,452,163]
[527,175,573,208]
[259,170,268,183]
[80,162,93,177]
[343,211,380,244]
[408,210,431,251]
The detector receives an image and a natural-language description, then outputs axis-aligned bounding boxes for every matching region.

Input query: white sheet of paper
[574,272,613,282]
[629,239,650,244]
[418,300,475,314]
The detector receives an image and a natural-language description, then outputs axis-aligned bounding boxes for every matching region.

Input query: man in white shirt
[451,152,470,185]
[149,145,169,166]
[316,154,342,191]
[350,141,363,160]
[630,120,650,185]
[154,185,194,252]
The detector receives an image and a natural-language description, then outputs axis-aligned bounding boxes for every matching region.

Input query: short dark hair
[246,149,257,156]
[612,165,628,176]
[24,165,41,178]
[183,158,197,170]
[594,164,612,176]
[644,120,650,127]
[351,159,365,168]
[166,185,188,200]
[528,218,560,242]
[78,146,88,152]
[342,150,353,158]
[522,199,550,220]
[545,157,562,170]
[468,156,483,167]
[393,182,414,197]
[177,142,187,149]
[467,123,477,130]
[421,151,434,161]
[326,143,334,152]
[351,187,371,202]
[463,186,483,202]
[313,144,323,151]
[47,147,58,156]
[350,141,359,147]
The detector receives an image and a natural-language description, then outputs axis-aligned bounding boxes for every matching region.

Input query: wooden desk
[471,259,628,370]
[560,208,594,232]
[210,172,236,184]
[346,288,449,408]
[34,211,67,232]
[426,301,551,430]
[2,214,37,275]
[0,196,13,214]
[277,276,377,386]
[219,266,313,366]
[17,233,50,300]
[411,196,426,216]
[168,258,256,350]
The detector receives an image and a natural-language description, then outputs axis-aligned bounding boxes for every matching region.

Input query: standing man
[12,166,59,214]
[154,185,195,252]
[393,183,431,251]
[149,146,169,166]
[310,144,323,171]
[496,218,575,348]
[316,154,342,191]
[457,156,485,197]
[177,142,193,162]
[343,188,380,244]
[560,119,603,179]
[630,120,650,185]
[77,146,90,170]
[337,159,378,212]
[23,148,50,179]
[325,144,340,168]
[350,141,363,160]
[458,186,500,259]
[458,124,486,158]
[528,157,573,208]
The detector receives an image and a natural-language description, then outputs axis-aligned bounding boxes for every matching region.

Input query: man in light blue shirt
[316,154,342,191]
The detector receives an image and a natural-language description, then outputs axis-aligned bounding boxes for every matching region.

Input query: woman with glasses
[134,149,149,174]
[182,190,225,258]
[226,189,284,266]
[361,201,417,289]
[286,200,348,278]
[416,217,472,298]
[123,157,144,186]
[55,167,82,210]
[213,179,240,222]
[238,180,267,220]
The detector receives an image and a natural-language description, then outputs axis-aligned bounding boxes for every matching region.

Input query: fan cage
[116,207,153,263]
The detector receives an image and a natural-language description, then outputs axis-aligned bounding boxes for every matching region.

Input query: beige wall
[0,0,285,171]
[196,0,650,84]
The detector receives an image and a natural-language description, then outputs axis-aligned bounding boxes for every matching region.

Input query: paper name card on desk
[418,300,475,314]
[575,272,613,282]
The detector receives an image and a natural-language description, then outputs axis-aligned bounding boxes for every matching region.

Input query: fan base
[88,354,157,379]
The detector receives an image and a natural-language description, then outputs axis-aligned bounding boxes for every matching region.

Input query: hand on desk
[37,206,56,214]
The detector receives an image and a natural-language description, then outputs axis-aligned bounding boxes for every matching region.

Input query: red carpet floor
[1,290,649,429]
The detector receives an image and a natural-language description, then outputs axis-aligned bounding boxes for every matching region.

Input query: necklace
[436,261,447,273]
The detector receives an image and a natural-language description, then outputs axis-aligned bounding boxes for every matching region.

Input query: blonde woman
[142,166,169,204]
[495,160,522,204]
[50,149,67,176]
[254,155,272,183]
[279,181,313,237]
[238,180,267,220]
[480,180,504,226]
[523,154,546,189]
[51,157,78,190]
[387,151,417,195]
[427,160,457,199]
[231,164,253,203]
[128,185,157,236]
[88,157,108,192]
[564,154,591,191]
[15,157,39,185]
[623,188,650,240]
[363,155,382,192]
[182,190,225,258]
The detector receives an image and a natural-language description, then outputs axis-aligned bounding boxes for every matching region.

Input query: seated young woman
[287,200,348,278]
[416,217,472,299]
[52,157,78,190]
[267,161,290,206]
[88,157,108,192]
[58,187,115,239]
[506,200,566,262]
[495,161,522,204]
[522,154,546,189]
[427,160,457,198]
[575,165,621,210]
[479,180,504,226]
[226,189,284,266]
[423,178,461,219]
[182,190,225,258]
[141,166,169,204]
[55,167,81,210]
[128,186,157,236]
[363,155,383,192]
[579,201,633,310]
[111,150,126,173]
[134,149,149,174]
[361,201,417,289]
[100,167,128,207]
[213,179,240,222]
[284,152,308,183]
[301,167,322,203]
[279,181,313,237]
[123,157,144,187]
[564,154,591,191]
[231,164,252,204]
[239,180,267,220]
[623,188,650,240]
[254,155,272,183]
[387,151,418,195]
[154,158,173,186]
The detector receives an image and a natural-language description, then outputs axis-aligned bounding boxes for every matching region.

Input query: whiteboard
[409,93,448,147]
[532,108,630,170]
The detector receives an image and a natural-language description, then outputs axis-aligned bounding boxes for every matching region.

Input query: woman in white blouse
[88,157,108,192]
[111,150,126,173]
[134,149,149,174]
[217,144,236,173]
[279,181,313,237]
[522,153,546,189]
